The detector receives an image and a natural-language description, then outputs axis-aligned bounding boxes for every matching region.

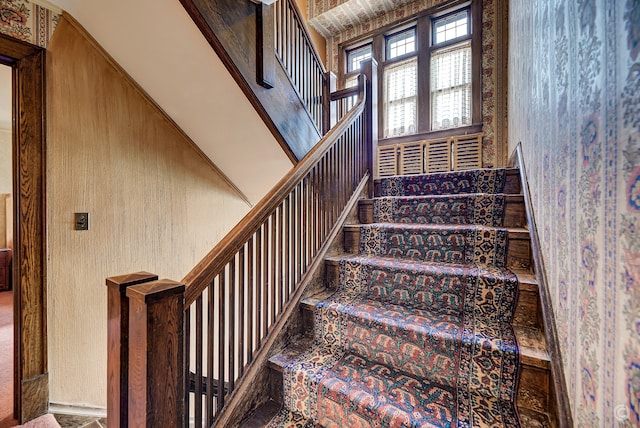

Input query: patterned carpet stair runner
[268,168,521,427]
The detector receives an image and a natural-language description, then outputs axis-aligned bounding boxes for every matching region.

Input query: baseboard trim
[509,143,573,427]
[48,403,107,418]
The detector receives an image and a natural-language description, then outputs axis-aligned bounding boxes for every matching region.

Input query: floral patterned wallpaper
[0,0,59,48]
[509,0,640,426]
[310,0,508,168]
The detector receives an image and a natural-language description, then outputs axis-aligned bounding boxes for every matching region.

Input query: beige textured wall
[0,130,10,195]
[0,129,10,249]
[46,17,251,408]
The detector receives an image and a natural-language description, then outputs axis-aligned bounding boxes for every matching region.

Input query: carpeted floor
[268,169,522,427]
[0,290,16,428]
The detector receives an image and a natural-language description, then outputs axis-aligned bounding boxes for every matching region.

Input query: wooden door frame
[0,33,48,423]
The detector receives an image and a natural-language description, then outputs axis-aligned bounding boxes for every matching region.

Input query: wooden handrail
[183,75,367,306]
[330,86,359,101]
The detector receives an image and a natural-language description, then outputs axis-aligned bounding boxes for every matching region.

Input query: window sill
[379,123,483,146]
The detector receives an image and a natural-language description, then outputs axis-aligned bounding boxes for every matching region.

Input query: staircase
[244,167,554,427]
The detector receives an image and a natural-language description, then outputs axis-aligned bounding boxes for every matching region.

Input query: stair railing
[273,0,331,133]
[106,59,378,428]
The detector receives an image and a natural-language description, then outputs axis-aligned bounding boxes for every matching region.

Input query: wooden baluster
[296,184,303,281]
[217,271,226,412]
[271,213,277,325]
[206,285,214,425]
[126,279,185,428]
[106,272,158,428]
[302,177,308,270]
[229,258,236,392]
[256,228,263,347]
[184,306,191,428]
[238,246,245,375]
[195,294,203,427]
[313,165,319,257]
[278,203,284,314]
[247,237,254,364]
[284,195,290,301]
[263,220,270,334]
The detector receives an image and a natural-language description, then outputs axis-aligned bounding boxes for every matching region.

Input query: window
[340,3,479,141]
[386,28,416,59]
[433,9,469,44]
[431,10,472,130]
[347,45,372,73]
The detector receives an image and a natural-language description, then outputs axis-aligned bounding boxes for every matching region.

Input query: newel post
[126,279,185,427]
[106,272,158,428]
[322,71,336,134]
[361,58,378,197]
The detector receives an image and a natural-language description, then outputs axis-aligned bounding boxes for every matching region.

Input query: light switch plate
[75,212,89,231]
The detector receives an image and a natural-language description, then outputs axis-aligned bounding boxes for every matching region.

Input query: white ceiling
[44,0,293,203]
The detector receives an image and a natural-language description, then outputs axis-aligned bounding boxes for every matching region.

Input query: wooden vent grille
[377,132,483,177]
[378,145,398,177]
[453,134,483,171]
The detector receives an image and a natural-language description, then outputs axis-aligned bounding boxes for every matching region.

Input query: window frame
[338,0,482,145]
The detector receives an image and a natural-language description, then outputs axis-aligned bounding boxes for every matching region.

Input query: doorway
[0,62,14,427]
[0,33,47,424]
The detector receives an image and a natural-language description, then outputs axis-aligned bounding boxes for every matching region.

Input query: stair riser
[360,197,526,228]
[513,288,542,329]
[374,169,522,198]
[345,226,531,270]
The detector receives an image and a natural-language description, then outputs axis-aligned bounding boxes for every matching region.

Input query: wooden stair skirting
[510,143,574,427]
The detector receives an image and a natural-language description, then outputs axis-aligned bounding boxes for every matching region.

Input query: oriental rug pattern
[268,168,521,427]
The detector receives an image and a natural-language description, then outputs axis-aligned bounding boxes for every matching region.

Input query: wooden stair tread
[268,336,313,373]
[239,400,282,428]
[360,194,525,202]
[300,293,549,370]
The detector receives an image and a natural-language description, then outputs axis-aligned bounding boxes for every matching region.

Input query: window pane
[384,57,418,138]
[431,41,472,130]
[386,28,416,60]
[434,10,469,45]
[347,44,372,72]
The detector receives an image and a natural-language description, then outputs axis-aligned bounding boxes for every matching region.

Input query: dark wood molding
[126,279,185,427]
[178,0,322,162]
[106,272,159,428]
[361,59,378,188]
[256,3,275,88]
[471,0,482,127]
[1,31,48,423]
[510,143,574,427]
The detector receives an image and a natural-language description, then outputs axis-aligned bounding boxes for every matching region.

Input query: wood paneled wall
[45,16,251,408]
